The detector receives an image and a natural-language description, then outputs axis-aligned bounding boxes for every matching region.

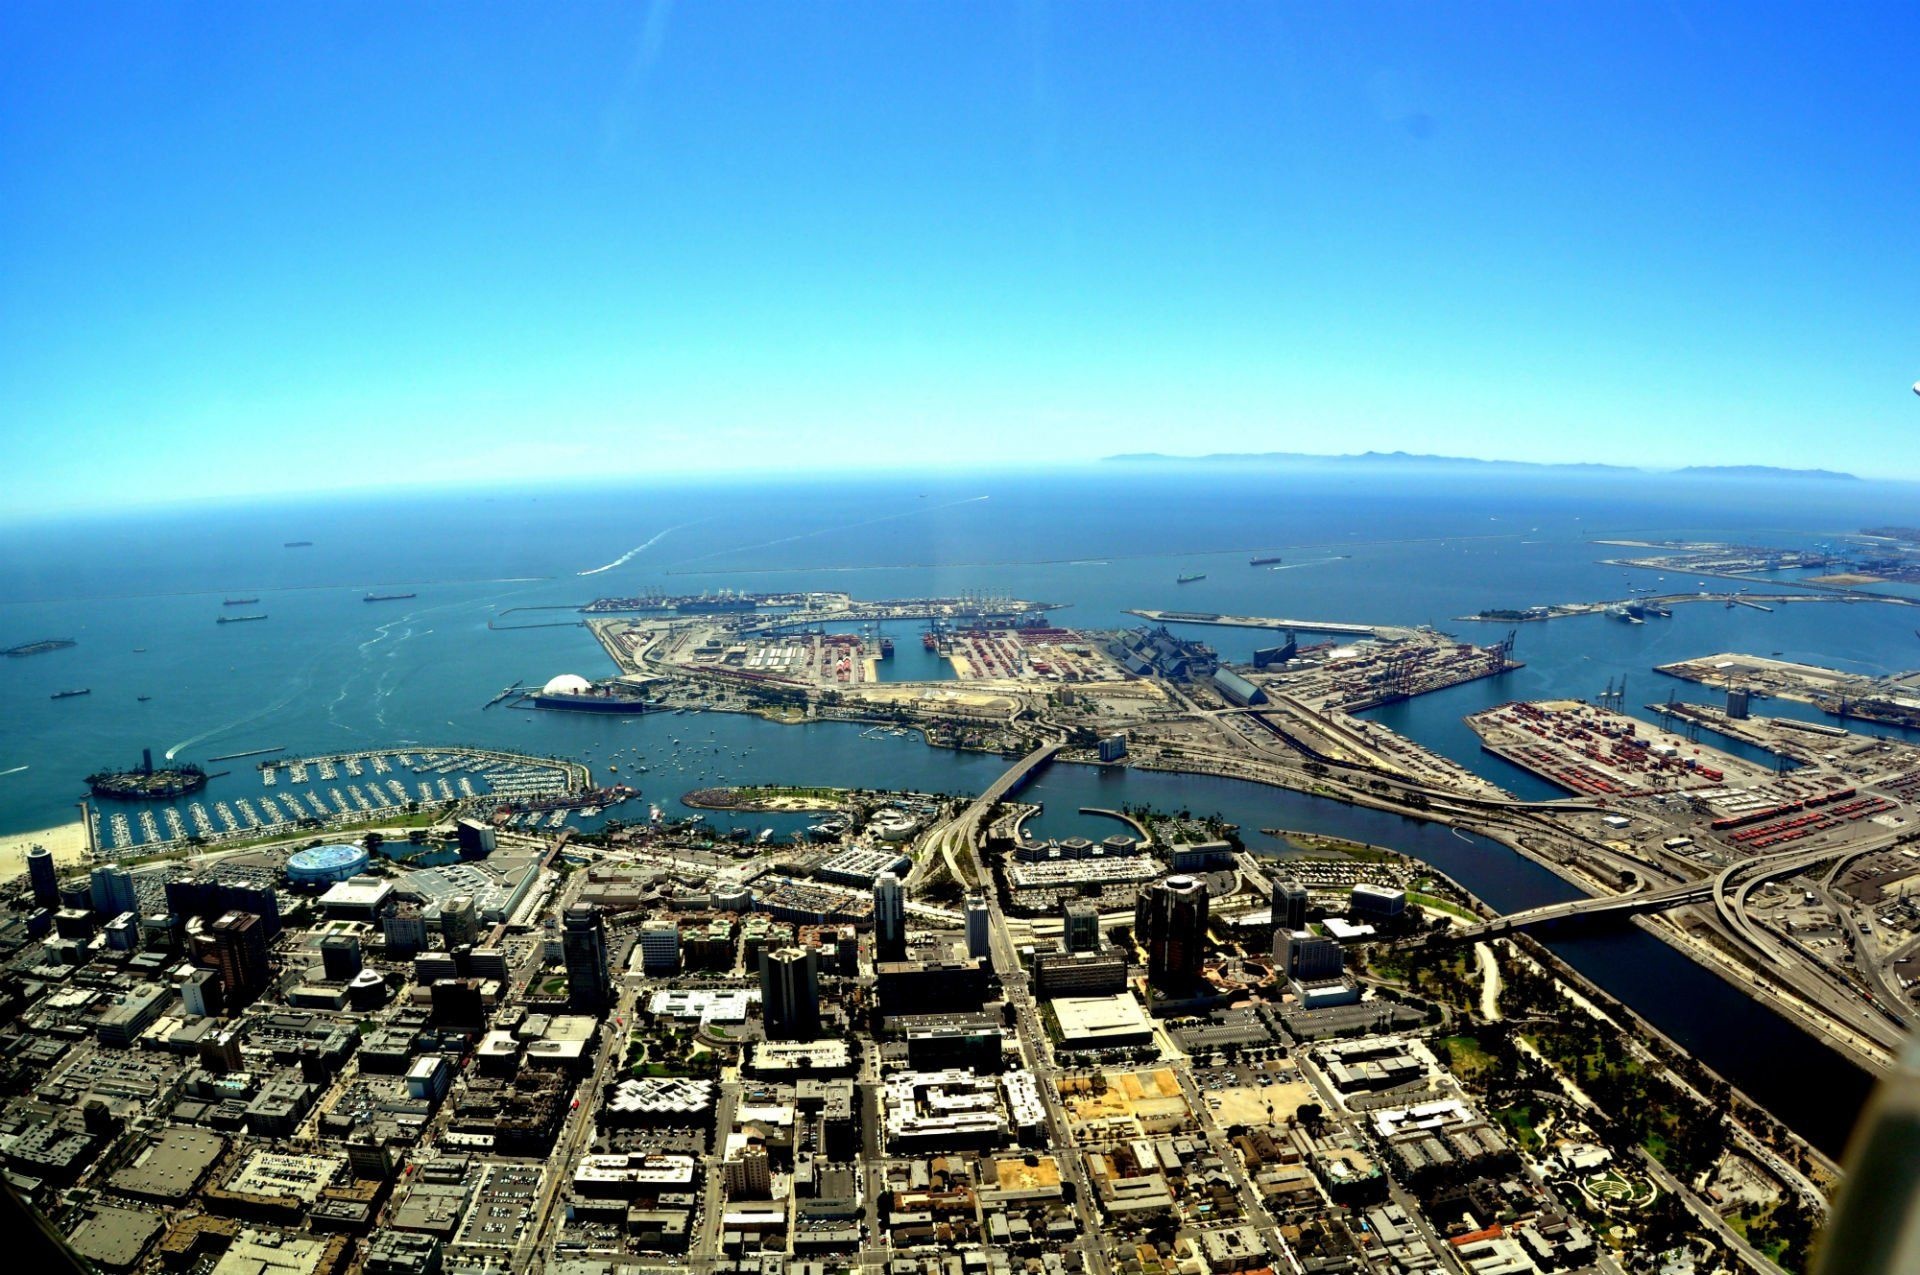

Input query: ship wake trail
[579,521,701,576]
[165,666,318,761]
[0,765,27,777]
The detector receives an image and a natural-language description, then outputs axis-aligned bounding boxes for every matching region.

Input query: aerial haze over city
[3,7,1918,1275]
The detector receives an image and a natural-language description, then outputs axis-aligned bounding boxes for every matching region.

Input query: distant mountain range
[1102,450,1861,481]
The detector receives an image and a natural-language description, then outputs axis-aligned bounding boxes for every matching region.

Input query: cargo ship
[878,637,895,658]
[4,638,76,657]
[223,597,260,606]
[283,540,313,548]
[1177,573,1207,584]
[1249,556,1283,566]
[364,592,417,602]
[52,688,91,700]
[218,614,268,624]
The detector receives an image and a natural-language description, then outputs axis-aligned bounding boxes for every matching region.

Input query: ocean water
[2,461,1914,1152]
[2,464,1915,836]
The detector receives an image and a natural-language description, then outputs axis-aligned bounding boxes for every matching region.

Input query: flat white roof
[1051,993,1152,1040]
[319,876,393,907]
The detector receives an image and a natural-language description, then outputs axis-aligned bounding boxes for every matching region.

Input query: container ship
[1249,555,1283,566]
[217,614,269,624]
[364,592,417,602]
[1177,573,1207,584]
[878,637,895,658]
[51,688,91,700]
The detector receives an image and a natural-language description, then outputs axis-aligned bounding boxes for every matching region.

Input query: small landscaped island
[682,785,850,812]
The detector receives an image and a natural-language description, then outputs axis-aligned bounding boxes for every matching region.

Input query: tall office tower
[441,895,480,949]
[383,904,430,954]
[210,910,270,1008]
[1062,899,1102,954]
[320,933,364,980]
[1134,874,1210,983]
[873,872,907,963]
[964,895,992,960]
[454,818,497,857]
[759,945,821,1041]
[638,918,681,974]
[179,966,222,1019]
[1272,878,1309,932]
[28,846,59,909]
[91,865,138,918]
[1274,930,1344,982]
[563,903,614,1012]
[723,1148,772,1198]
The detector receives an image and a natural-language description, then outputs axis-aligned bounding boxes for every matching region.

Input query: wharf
[1455,591,1907,623]
[207,746,283,762]
[1126,609,1413,640]
[1465,699,1769,799]
[745,600,1068,636]
[1642,703,1910,772]
[1656,652,1920,730]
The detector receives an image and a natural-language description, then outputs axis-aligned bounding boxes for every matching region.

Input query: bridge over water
[1434,879,1717,942]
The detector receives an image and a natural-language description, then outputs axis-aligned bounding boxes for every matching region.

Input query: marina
[83,746,585,858]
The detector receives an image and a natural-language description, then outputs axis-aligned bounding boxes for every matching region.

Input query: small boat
[137,695,151,703]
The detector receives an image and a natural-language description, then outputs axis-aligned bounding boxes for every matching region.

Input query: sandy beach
[0,820,91,885]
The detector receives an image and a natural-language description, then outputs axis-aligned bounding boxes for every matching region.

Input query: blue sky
[3,3,1917,512]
